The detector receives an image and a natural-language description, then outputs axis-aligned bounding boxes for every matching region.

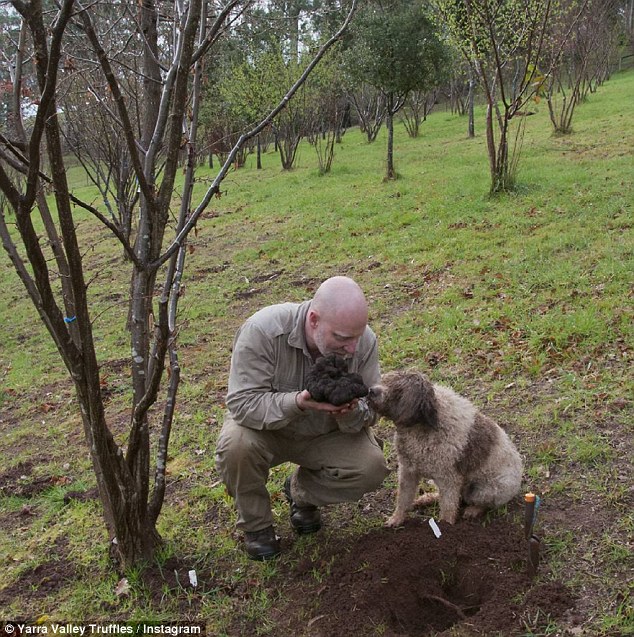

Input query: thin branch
[192,0,251,63]
[0,206,40,286]
[1,132,141,265]
[152,0,358,271]
[148,342,180,524]
[74,0,156,210]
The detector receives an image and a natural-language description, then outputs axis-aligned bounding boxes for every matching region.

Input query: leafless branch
[153,0,359,270]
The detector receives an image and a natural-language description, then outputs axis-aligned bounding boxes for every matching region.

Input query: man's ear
[307,309,320,329]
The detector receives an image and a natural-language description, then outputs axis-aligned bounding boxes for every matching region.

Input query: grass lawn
[0,67,632,636]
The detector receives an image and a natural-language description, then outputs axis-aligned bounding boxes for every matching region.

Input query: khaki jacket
[226,301,380,438]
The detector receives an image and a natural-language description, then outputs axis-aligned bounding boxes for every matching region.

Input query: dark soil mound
[264,515,576,637]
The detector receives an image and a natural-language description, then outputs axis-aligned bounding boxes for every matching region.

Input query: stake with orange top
[524,492,541,577]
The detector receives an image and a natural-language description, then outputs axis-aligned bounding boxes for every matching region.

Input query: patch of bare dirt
[0,461,56,498]
[0,461,97,534]
[0,538,75,609]
[231,513,578,637]
[0,561,77,608]
[0,459,84,500]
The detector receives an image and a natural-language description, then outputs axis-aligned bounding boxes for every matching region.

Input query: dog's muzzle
[367,385,383,405]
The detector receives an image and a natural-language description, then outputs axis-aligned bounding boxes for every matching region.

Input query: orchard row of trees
[187,0,634,187]
[0,0,632,568]
[2,1,631,189]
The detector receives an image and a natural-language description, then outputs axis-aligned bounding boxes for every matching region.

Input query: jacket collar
[288,300,311,355]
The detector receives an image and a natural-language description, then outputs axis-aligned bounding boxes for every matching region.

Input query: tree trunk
[467,77,475,138]
[74,371,162,566]
[485,102,503,193]
[491,115,511,193]
[385,92,396,180]
[1,0,359,571]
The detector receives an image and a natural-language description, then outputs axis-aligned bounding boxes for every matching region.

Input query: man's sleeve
[225,322,303,430]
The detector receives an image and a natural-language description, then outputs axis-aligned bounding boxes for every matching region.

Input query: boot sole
[247,549,281,561]
[292,522,322,535]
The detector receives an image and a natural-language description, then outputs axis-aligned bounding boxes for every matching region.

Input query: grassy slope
[0,69,632,634]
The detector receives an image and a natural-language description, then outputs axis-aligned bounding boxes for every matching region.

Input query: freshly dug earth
[0,463,580,636]
[238,508,578,637]
[0,466,619,636]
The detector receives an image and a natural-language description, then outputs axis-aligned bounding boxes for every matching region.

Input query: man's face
[312,316,366,359]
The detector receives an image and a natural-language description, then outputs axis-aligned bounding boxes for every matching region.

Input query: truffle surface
[305,354,369,406]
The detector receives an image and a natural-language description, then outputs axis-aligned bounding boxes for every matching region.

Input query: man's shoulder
[357,324,378,355]
[246,301,305,337]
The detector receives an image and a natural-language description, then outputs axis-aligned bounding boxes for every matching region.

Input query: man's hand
[296,390,358,415]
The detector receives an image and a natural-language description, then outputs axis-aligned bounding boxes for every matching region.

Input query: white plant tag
[429,517,442,538]
[188,569,198,588]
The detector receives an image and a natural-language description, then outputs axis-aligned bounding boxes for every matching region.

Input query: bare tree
[443,61,477,138]
[540,0,624,135]
[305,50,347,174]
[0,0,356,568]
[401,88,439,138]
[436,0,588,193]
[347,84,385,143]
[544,1,592,133]
[273,82,308,170]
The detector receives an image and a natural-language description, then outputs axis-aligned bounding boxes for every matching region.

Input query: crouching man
[215,276,388,560]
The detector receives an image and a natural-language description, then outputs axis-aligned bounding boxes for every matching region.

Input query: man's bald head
[311,276,368,322]
[305,276,369,359]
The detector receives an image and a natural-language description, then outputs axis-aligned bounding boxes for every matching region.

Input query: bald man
[215,276,388,560]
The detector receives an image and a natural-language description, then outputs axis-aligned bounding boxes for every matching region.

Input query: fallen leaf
[114,577,130,597]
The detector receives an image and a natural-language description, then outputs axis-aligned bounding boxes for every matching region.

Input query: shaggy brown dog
[368,371,523,526]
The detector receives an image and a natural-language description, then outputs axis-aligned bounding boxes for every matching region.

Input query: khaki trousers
[215,415,388,532]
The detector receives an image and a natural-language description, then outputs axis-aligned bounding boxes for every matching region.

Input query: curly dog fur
[368,370,523,526]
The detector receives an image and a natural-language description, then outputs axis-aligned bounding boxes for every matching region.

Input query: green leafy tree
[344,0,449,179]
[201,48,285,169]
[434,0,589,193]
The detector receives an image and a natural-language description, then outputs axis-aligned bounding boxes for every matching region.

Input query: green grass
[0,68,633,634]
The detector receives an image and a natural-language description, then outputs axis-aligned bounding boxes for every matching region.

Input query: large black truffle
[305,354,369,406]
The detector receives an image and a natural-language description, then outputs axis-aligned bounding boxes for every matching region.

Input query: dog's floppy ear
[398,373,439,429]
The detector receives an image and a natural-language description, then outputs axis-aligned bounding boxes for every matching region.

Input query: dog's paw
[463,505,486,519]
[385,514,405,528]
[414,492,439,507]
[439,511,458,524]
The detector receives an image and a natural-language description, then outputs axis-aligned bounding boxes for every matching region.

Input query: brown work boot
[284,476,321,534]
[244,526,281,561]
